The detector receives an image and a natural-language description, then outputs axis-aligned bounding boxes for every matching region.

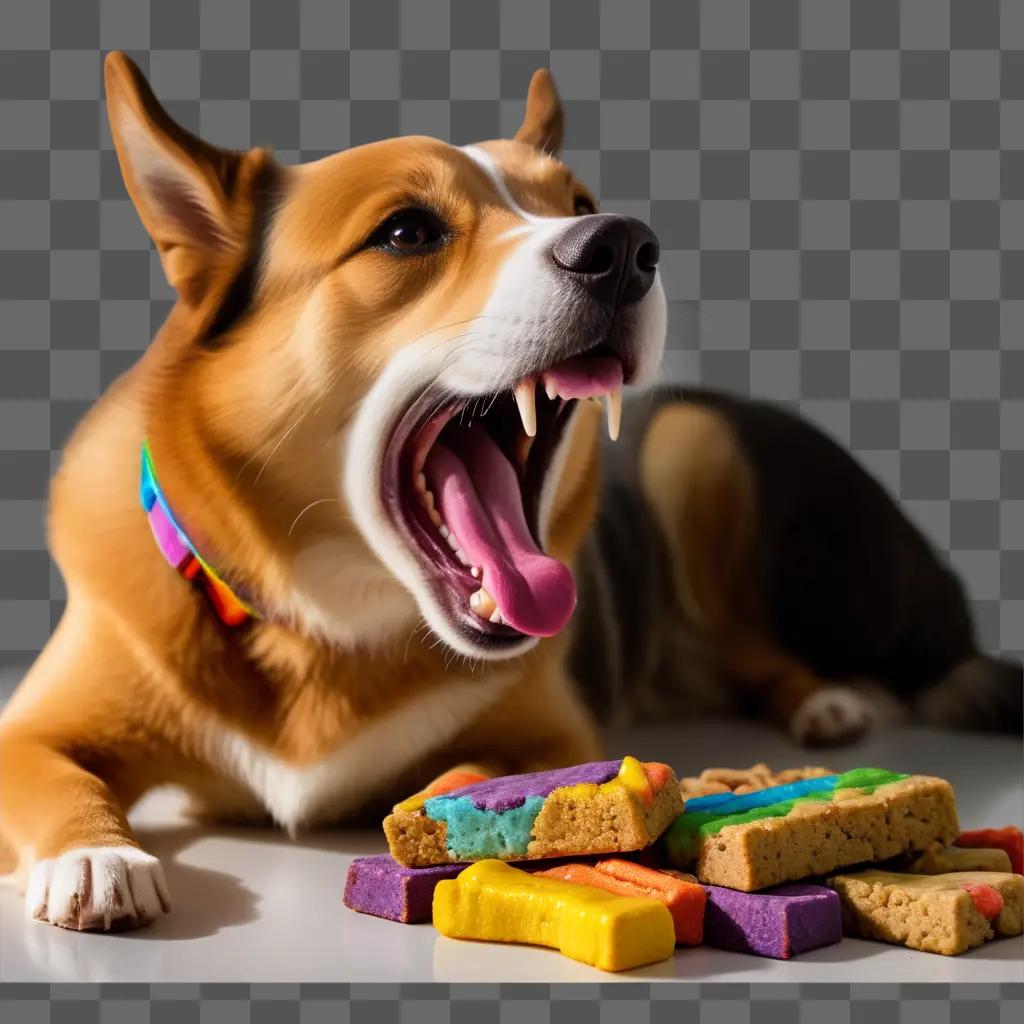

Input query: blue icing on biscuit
[683,775,841,815]
[424,794,546,859]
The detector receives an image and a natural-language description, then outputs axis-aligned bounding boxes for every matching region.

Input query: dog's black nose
[550,214,659,306]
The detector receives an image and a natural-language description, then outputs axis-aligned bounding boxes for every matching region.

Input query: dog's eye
[371,208,447,255]
[573,195,596,216]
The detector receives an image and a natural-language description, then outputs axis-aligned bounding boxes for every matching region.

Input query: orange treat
[537,858,706,945]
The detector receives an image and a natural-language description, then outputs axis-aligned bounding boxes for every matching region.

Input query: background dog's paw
[789,686,876,747]
[26,846,170,931]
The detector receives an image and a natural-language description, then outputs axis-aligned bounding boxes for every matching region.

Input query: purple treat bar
[343,854,466,923]
[703,883,842,959]
[441,760,621,812]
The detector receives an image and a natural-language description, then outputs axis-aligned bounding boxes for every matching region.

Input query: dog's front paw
[789,686,876,747]
[26,846,170,931]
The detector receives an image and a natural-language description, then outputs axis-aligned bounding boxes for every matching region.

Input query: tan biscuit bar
[907,841,1012,875]
[830,870,1024,955]
[664,773,959,892]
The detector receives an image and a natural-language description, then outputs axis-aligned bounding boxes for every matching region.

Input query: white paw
[26,846,170,931]
[790,686,876,747]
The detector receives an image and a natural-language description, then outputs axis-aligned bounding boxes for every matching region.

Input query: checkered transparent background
[0,984,1021,1023]
[0,0,1022,673]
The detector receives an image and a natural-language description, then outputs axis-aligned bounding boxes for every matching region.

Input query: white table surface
[1,720,1021,983]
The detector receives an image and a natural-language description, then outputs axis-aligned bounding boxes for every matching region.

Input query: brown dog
[0,54,666,931]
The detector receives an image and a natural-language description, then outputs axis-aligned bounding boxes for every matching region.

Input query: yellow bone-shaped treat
[432,859,676,972]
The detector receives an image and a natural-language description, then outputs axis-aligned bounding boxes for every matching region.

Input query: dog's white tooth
[544,377,558,401]
[516,432,535,469]
[470,566,481,579]
[446,533,459,551]
[489,608,504,624]
[469,588,496,619]
[605,388,622,442]
[439,525,449,539]
[513,379,537,438]
[454,549,470,565]
[415,473,427,493]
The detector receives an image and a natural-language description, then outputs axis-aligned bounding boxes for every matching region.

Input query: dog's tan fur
[0,56,610,929]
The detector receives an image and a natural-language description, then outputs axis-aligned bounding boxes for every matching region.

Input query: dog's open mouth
[383,349,624,649]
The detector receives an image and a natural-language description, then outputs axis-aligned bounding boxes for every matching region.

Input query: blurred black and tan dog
[0,56,1018,934]
[573,387,1022,742]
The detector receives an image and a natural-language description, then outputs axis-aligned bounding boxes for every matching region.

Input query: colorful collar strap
[140,440,258,627]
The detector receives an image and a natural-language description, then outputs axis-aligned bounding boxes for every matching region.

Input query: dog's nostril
[586,243,616,275]
[636,240,659,272]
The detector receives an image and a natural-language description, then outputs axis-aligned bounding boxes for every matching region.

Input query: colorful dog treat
[663,768,959,892]
[536,858,706,945]
[830,870,1024,956]
[432,859,676,972]
[385,756,682,868]
[701,882,843,959]
[955,827,1024,875]
[343,854,466,923]
[907,841,1012,875]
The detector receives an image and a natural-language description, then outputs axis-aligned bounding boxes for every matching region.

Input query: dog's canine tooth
[513,379,537,438]
[469,588,497,619]
[515,432,535,469]
[605,388,622,442]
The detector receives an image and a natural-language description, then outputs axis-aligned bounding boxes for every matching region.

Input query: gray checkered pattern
[0,0,1021,672]
[0,983,1020,1021]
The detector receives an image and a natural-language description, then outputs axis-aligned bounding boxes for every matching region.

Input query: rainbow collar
[140,440,257,627]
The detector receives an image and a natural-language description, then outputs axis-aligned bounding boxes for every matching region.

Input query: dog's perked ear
[103,51,271,308]
[514,69,563,154]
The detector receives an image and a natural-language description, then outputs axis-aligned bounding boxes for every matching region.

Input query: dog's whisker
[287,497,343,537]
[252,412,309,486]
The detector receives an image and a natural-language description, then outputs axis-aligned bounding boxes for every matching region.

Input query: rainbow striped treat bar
[830,870,1024,955]
[384,757,682,868]
[663,768,959,892]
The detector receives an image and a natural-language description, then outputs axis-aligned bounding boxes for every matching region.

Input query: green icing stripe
[665,767,907,862]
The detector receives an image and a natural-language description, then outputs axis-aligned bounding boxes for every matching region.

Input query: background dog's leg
[638,400,875,746]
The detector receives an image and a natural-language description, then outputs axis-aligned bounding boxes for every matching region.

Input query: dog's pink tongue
[542,354,623,399]
[424,427,575,637]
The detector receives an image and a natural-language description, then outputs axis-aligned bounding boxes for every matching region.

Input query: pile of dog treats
[344,757,1024,971]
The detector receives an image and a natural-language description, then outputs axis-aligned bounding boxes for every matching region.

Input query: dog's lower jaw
[26,846,170,932]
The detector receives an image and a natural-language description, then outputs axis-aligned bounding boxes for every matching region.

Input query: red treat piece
[955,827,1024,875]
[959,882,1004,919]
